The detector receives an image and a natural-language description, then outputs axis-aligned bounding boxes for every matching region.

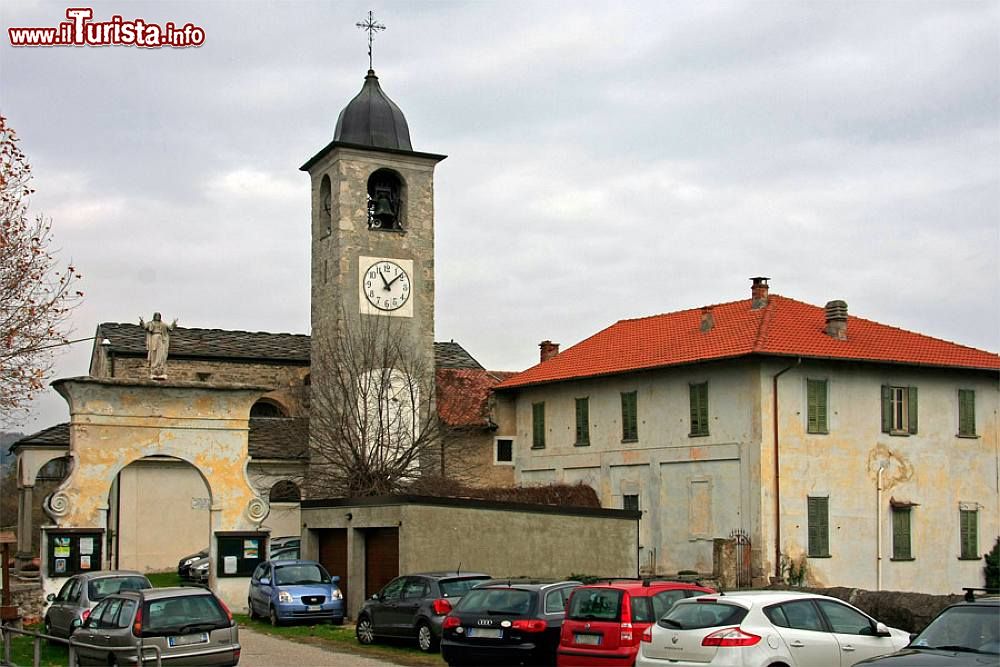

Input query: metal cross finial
[356,11,386,71]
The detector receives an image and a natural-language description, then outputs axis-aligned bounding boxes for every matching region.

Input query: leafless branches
[0,115,83,426]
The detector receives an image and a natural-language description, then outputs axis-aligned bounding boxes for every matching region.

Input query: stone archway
[42,376,273,607]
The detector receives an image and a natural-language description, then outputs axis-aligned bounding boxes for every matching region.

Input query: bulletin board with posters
[46,529,103,577]
[215,531,267,578]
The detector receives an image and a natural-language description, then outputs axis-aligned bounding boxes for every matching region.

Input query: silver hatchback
[44,571,152,639]
[71,586,240,666]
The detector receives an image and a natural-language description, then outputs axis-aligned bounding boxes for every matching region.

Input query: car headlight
[194,563,208,571]
[184,557,198,566]
[278,591,293,603]
[331,589,343,600]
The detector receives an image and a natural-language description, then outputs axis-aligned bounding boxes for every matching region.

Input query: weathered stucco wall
[506,361,758,576]
[761,360,999,594]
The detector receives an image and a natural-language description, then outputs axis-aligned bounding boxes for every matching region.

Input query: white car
[636,590,910,667]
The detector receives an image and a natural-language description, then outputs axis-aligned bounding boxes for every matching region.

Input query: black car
[355,571,492,653]
[853,588,999,666]
[440,580,580,666]
[177,548,209,579]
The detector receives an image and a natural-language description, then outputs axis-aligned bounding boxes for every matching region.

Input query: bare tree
[0,115,83,426]
[306,312,447,497]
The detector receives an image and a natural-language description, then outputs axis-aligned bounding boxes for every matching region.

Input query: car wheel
[416,621,438,652]
[268,606,281,627]
[356,616,375,645]
[247,597,257,620]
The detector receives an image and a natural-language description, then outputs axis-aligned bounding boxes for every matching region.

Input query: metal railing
[0,624,162,667]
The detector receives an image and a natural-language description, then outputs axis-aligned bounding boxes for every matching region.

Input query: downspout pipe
[876,465,885,591]
[773,358,801,581]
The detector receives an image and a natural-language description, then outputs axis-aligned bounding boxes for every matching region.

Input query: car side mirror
[874,622,891,638]
[371,593,381,601]
[70,618,82,631]
[46,593,56,602]
[332,576,340,583]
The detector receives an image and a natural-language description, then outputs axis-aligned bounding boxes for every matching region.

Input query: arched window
[269,480,301,503]
[250,400,286,418]
[366,168,405,231]
[319,174,333,236]
[36,456,70,482]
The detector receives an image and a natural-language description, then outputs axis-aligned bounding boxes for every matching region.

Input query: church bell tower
[301,66,446,433]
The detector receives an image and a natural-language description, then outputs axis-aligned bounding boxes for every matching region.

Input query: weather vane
[356,10,385,71]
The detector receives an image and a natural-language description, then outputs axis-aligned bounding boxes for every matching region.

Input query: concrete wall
[760,360,999,594]
[302,499,637,618]
[504,361,758,577]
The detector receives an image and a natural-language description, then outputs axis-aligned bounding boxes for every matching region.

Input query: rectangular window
[881,385,918,434]
[892,508,912,560]
[958,389,976,437]
[575,397,590,446]
[495,438,513,464]
[621,391,638,442]
[689,382,709,436]
[960,509,978,559]
[807,496,830,557]
[532,403,545,449]
[807,379,828,434]
[623,494,639,512]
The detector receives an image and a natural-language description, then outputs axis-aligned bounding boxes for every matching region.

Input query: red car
[557,579,716,667]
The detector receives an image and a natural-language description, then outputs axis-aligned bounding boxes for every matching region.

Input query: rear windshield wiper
[572,614,610,620]
[659,619,683,629]
[177,622,220,635]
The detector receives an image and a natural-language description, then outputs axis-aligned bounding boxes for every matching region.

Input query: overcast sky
[3,0,998,433]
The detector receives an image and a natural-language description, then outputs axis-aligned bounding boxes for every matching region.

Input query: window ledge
[887,431,911,437]
[890,557,915,562]
[958,556,981,561]
[956,434,979,439]
[574,441,591,447]
[530,445,545,450]
[807,554,832,559]
[807,430,829,435]
[621,438,638,444]
[689,433,710,438]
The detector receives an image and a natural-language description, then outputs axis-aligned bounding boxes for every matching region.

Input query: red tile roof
[436,368,515,428]
[497,295,999,390]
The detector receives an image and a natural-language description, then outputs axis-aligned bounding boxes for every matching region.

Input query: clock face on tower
[359,257,414,317]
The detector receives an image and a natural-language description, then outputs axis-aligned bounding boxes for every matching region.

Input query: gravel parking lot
[239,625,400,667]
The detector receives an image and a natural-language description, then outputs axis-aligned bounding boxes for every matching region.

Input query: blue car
[248,559,345,626]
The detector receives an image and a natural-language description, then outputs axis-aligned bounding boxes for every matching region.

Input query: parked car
[70,586,239,666]
[189,556,211,584]
[635,590,909,667]
[248,559,344,626]
[440,580,581,665]
[852,588,999,666]
[269,545,300,561]
[44,571,152,639]
[177,548,209,579]
[557,578,716,666]
[356,571,492,652]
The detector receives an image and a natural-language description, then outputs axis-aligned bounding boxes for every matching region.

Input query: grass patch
[1,624,69,667]
[234,614,445,666]
[146,571,183,587]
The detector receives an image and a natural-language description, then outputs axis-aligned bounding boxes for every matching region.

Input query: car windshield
[143,595,228,636]
[274,564,330,586]
[910,605,999,654]
[567,588,622,621]
[88,576,151,601]
[457,588,533,615]
[658,601,747,630]
[439,577,492,598]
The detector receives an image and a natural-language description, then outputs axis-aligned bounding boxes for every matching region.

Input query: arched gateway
[41,376,272,608]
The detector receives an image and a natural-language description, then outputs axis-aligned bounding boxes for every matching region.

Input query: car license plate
[575,633,602,645]
[467,628,502,639]
[307,605,321,612]
[168,632,209,647]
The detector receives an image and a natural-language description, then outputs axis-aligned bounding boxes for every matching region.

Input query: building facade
[495,278,999,594]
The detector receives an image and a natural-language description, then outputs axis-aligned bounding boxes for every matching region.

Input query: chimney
[825,300,848,340]
[750,276,770,310]
[539,340,560,363]
[700,306,715,332]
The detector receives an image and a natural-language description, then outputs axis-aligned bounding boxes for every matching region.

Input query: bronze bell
[372,194,395,226]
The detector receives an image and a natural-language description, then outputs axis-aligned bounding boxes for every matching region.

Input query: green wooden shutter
[690,383,709,436]
[960,509,978,558]
[958,389,975,436]
[880,385,892,433]
[808,496,829,557]
[621,392,637,441]
[907,386,918,434]
[575,397,589,445]
[807,379,828,434]
[532,402,545,448]
[892,509,911,560]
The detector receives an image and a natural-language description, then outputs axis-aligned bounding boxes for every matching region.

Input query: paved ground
[239,626,400,667]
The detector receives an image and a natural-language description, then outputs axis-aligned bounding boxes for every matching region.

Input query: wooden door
[364,527,399,598]
[317,529,348,611]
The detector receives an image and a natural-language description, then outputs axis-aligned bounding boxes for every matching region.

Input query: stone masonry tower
[300,69,446,483]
